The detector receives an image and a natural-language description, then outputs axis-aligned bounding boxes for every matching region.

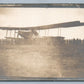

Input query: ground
[0,42,84,80]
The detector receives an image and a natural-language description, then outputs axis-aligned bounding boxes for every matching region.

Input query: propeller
[31,30,39,36]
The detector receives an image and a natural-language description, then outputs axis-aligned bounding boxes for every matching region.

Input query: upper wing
[0,21,84,30]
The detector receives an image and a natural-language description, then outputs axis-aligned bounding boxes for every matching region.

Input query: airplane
[0,21,84,40]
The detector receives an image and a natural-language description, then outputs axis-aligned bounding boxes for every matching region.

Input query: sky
[0,8,84,39]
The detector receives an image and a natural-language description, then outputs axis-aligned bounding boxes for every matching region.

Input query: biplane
[0,21,84,44]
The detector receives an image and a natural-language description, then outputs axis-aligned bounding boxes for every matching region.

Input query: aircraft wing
[0,21,84,30]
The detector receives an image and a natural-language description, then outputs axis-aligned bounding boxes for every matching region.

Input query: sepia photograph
[0,4,84,80]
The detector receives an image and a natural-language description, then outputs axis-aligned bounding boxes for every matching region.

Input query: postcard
[0,4,84,81]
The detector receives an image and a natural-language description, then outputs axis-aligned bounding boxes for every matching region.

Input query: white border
[0,0,84,4]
